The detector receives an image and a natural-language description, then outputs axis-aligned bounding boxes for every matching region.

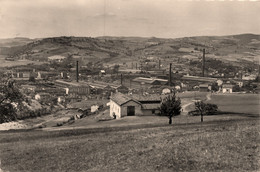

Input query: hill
[0,33,259,67]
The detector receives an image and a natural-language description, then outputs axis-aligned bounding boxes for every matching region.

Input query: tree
[0,79,24,123]
[194,101,218,122]
[29,76,36,82]
[160,93,182,124]
[113,64,120,74]
[232,85,241,92]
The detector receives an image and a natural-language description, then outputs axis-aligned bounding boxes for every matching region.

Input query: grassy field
[207,93,259,115]
[0,116,259,172]
[0,58,47,67]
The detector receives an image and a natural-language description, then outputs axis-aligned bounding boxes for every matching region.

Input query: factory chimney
[169,63,172,86]
[202,49,205,77]
[121,73,123,85]
[76,60,79,82]
[159,60,161,70]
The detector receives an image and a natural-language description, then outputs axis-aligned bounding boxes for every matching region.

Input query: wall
[121,101,142,117]
[223,88,233,93]
[110,100,122,118]
[142,109,160,116]
[110,99,160,119]
[91,105,99,113]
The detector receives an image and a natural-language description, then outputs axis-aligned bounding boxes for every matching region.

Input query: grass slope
[207,93,260,115]
[0,117,259,172]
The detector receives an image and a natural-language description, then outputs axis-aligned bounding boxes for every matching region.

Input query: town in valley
[0,1,259,171]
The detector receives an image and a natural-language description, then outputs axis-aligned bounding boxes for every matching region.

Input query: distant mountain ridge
[0,33,259,65]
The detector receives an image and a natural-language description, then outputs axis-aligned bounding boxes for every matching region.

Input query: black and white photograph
[0,0,259,171]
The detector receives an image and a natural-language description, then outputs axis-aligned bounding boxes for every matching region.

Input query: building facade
[109,92,161,119]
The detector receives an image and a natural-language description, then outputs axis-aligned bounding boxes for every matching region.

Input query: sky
[0,0,259,39]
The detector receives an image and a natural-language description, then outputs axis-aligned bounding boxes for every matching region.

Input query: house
[199,84,211,92]
[68,99,108,112]
[119,69,141,73]
[242,74,257,81]
[55,80,91,99]
[109,92,161,119]
[181,75,217,83]
[216,79,223,86]
[175,85,181,90]
[57,96,66,103]
[160,86,175,94]
[222,84,234,93]
[103,85,116,98]
[21,85,37,94]
[100,70,106,76]
[162,88,171,94]
[132,77,168,87]
[236,80,244,88]
[35,92,52,101]
[48,55,66,63]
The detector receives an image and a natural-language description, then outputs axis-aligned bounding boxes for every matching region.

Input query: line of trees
[159,93,218,124]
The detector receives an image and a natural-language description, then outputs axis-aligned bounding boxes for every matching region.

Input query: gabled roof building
[109,92,162,119]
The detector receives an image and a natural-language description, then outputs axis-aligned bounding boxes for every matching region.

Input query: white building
[110,92,161,119]
[48,55,66,63]
[222,84,234,93]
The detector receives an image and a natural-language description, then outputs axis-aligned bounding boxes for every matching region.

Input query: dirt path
[206,93,212,101]
[182,102,194,113]
[181,93,212,115]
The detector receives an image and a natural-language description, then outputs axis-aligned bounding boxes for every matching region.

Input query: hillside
[0,34,259,67]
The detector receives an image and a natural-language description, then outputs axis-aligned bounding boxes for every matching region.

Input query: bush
[56,122,63,127]
[193,101,218,122]
[0,104,17,124]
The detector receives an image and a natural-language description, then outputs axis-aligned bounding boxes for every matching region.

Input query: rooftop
[55,80,90,87]
[142,103,161,110]
[110,92,135,105]
[132,77,168,84]
[130,94,162,101]
[48,55,66,60]
[182,75,217,82]
[111,92,163,106]
[199,84,210,87]
[222,84,234,88]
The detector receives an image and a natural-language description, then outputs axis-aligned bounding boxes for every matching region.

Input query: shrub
[192,101,218,122]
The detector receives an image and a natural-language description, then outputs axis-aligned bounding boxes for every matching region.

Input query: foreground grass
[0,118,259,172]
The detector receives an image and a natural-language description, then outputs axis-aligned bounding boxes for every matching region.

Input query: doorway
[127,106,135,116]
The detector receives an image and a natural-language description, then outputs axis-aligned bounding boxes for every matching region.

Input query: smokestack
[159,60,161,70]
[169,63,172,86]
[136,63,137,70]
[202,49,205,77]
[76,60,79,82]
[121,73,123,85]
